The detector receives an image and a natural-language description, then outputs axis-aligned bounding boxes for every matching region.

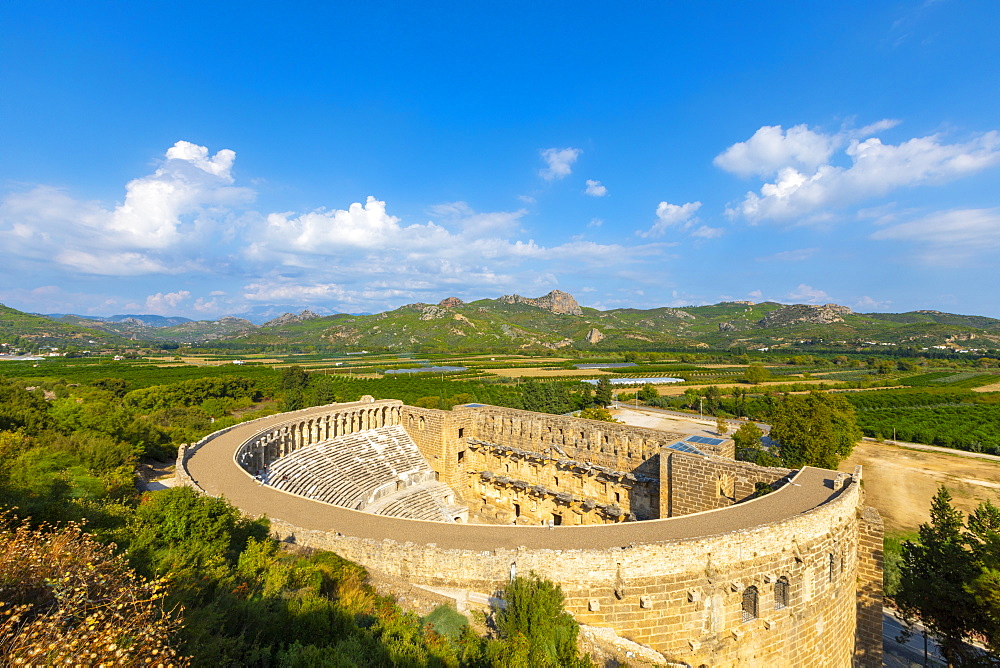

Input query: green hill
[0,303,128,352]
[12,293,1000,354]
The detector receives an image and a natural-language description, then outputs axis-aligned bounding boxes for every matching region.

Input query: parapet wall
[266,472,867,667]
[664,452,796,518]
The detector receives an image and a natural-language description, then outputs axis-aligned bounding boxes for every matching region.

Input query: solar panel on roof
[686,435,725,445]
[667,441,706,455]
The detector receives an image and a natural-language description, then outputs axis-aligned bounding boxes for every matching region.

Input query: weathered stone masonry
[178,399,882,667]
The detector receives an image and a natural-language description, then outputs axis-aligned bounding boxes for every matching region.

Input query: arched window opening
[774,576,789,610]
[742,586,759,622]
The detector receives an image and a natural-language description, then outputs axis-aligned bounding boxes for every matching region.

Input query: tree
[732,422,763,450]
[493,573,591,667]
[280,365,311,391]
[768,391,861,468]
[520,378,546,412]
[742,363,770,385]
[966,500,1000,656]
[637,383,658,402]
[579,407,621,423]
[716,415,729,436]
[594,378,613,408]
[732,422,781,467]
[895,487,982,665]
[703,385,721,413]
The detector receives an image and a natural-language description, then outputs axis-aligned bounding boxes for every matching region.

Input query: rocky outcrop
[419,305,449,321]
[586,328,605,344]
[438,297,464,308]
[719,322,737,332]
[498,290,583,315]
[757,304,853,328]
[263,310,320,328]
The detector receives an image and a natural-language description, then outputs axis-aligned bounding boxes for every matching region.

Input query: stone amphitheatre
[177,397,882,667]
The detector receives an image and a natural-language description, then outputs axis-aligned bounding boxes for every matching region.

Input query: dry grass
[839,443,1000,534]
[973,381,1000,393]
[0,513,187,665]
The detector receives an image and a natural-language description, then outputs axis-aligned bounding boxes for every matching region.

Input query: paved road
[883,610,944,667]
[613,404,770,432]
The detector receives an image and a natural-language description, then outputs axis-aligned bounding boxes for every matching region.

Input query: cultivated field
[487,367,613,378]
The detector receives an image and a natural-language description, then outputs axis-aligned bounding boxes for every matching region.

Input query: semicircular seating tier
[262,425,468,523]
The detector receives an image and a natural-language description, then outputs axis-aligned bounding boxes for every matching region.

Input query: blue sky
[2,1,999,321]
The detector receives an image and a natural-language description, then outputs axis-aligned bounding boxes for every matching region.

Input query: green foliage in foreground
[493,574,592,668]
[894,486,1000,665]
[0,365,597,665]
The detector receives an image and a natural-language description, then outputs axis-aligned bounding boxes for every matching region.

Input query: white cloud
[853,296,893,311]
[871,208,1000,261]
[714,124,839,178]
[585,179,608,197]
[588,218,603,228]
[539,147,581,181]
[0,140,252,275]
[145,290,191,313]
[165,141,236,180]
[638,201,702,238]
[721,124,1000,223]
[690,225,724,239]
[786,284,831,304]
[758,248,817,262]
[1,140,673,317]
[55,250,173,276]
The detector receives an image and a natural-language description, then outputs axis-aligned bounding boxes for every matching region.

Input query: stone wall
[454,404,717,477]
[663,452,795,518]
[400,405,474,486]
[854,506,884,667]
[265,475,872,667]
[462,438,658,524]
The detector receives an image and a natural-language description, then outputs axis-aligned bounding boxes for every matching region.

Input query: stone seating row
[263,425,465,521]
[366,481,462,522]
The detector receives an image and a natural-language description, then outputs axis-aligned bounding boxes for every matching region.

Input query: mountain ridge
[4,293,999,353]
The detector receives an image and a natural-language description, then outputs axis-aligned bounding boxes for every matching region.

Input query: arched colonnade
[236,400,403,473]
